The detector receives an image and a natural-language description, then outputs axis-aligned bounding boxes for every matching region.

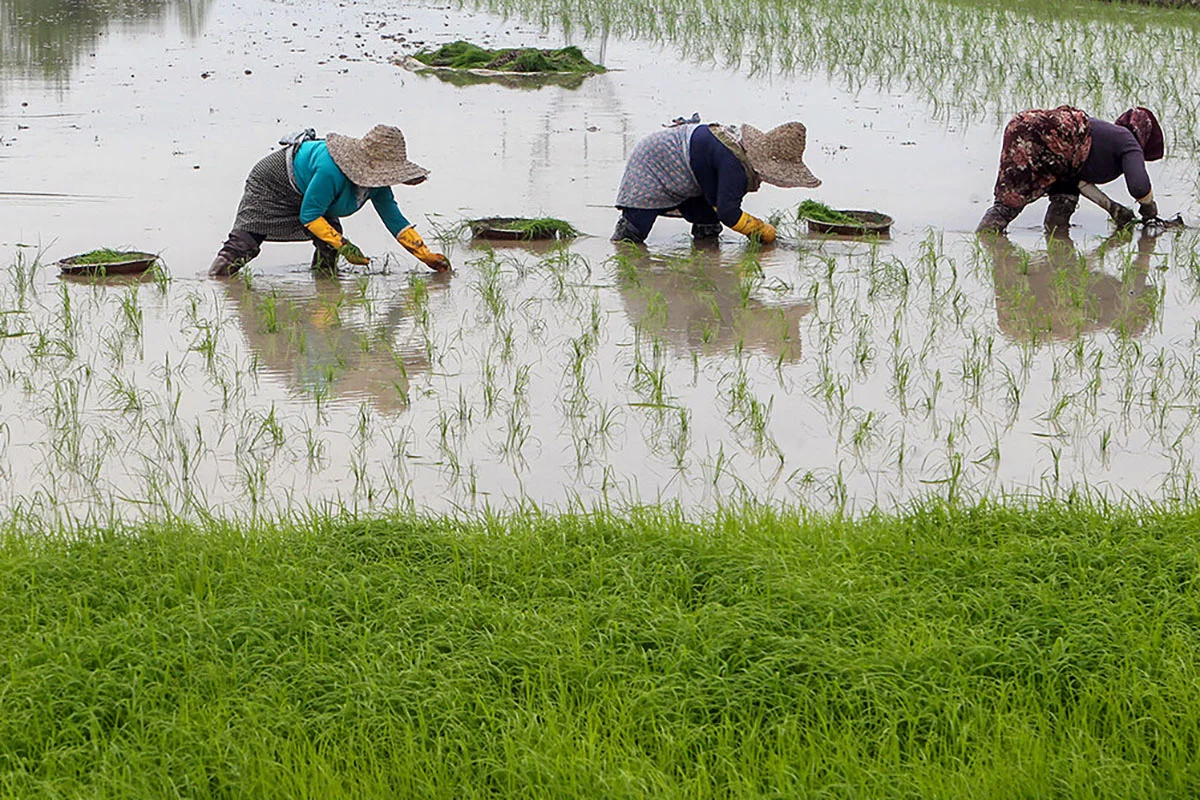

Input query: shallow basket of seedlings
[799,201,893,238]
[468,217,580,241]
[57,249,159,276]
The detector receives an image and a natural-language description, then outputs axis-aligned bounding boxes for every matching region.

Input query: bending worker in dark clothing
[612,120,821,244]
[977,106,1164,234]
[210,124,450,276]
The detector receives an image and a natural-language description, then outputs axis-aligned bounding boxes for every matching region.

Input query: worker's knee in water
[1047,193,1079,209]
[976,202,1022,234]
[1044,193,1079,234]
[611,212,650,243]
[691,222,723,239]
[311,238,340,272]
[221,229,264,259]
[210,229,264,277]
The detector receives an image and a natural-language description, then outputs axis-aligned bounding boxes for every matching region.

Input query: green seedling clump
[69,249,142,265]
[414,40,495,69]
[797,200,864,226]
[505,217,581,239]
[413,41,604,73]
[471,216,581,240]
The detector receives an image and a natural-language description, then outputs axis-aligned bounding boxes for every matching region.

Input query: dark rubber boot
[1043,194,1079,235]
[976,202,1022,234]
[209,229,263,277]
[691,222,723,240]
[611,215,647,244]
[310,216,343,273]
[311,241,340,273]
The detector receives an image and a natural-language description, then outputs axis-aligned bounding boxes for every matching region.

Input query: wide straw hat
[741,122,821,189]
[326,124,430,187]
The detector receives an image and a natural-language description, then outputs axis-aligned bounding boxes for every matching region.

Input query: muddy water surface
[3,0,1200,518]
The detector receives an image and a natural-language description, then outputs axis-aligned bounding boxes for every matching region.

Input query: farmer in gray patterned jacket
[613,119,820,244]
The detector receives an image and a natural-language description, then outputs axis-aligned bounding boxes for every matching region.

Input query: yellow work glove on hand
[304,218,370,265]
[305,217,346,248]
[397,226,452,272]
[731,212,777,244]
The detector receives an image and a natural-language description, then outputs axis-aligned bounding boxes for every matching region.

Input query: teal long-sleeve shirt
[292,141,411,236]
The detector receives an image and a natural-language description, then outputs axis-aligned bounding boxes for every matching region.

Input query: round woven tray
[468,217,574,241]
[57,251,158,275]
[802,210,893,237]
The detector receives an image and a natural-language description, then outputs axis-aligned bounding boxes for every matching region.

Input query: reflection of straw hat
[326,125,430,187]
[741,122,821,188]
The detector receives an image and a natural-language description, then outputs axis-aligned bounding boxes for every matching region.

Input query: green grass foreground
[3,502,1200,798]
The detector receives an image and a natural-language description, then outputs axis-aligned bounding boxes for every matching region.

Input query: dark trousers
[613,197,723,243]
[211,217,343,276]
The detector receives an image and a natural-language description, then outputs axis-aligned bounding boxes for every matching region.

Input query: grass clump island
[3,500,1200,796]
[413,40,605,73]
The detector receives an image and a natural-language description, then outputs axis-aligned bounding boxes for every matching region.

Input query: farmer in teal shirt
[210,124,451,276]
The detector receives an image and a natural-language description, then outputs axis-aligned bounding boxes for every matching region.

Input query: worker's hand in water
[338,242,371,266]
[1110,204,1136,228]
[1139,200,1159,221]
[398,226,451,271]
[731,212,777,244]
[426,254,452,273]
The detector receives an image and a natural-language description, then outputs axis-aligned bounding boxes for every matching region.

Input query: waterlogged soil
[2,0,1200,518]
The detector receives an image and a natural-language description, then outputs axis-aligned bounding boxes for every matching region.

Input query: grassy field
[2,501,1200,797]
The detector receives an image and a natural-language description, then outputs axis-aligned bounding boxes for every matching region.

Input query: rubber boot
[309,216,343,272]
[691,222,723,240]
[311,241,340,273]
[209,229,262,277]
[976,202,1022,234]
[1043,194,1078,235]
[611,214,648,244]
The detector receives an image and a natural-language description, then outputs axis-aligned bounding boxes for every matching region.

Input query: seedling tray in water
[468,217,578,241]
[58,251,158,276]
[803,210,893,237]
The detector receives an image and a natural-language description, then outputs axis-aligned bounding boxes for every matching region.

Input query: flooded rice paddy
[3,0,1200,519]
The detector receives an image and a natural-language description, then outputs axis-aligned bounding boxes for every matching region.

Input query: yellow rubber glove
[731,212,776,243]
[397,226,452,272]
[304,217,345,248]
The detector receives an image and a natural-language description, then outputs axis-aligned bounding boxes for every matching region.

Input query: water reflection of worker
[223,277,434,412]
[210,125,451,276]
[611,119,821,245]
[982,229,1159,341]
[977,106,1164,234]
[618,248,811,361]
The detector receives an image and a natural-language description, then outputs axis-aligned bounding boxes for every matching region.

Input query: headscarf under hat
[740,122,822,189]
[326,124,430,187]
[1115,107,1164,162]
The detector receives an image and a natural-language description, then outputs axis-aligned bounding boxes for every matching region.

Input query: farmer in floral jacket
[210,125,450,276]
[977,106,1164,234]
